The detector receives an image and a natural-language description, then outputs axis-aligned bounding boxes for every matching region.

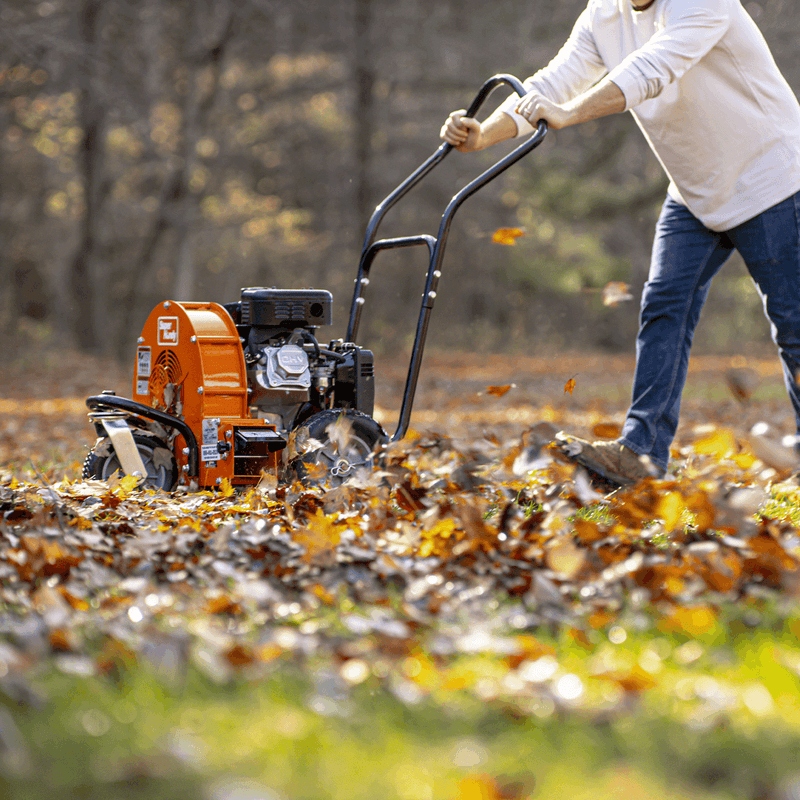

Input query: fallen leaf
[492,227,525,246]
[592,422,621,439]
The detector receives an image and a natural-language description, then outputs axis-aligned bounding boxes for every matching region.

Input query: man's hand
[440,108,518,152]
[440,110,484,152]
[516,80,627,130]
[516,91,574,130]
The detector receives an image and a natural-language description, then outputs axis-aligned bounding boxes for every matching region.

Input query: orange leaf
[205,595,242,615]
[492,227,525,246]
[592,422,621,439]
[593,665,657,694]
[602,281,633,307]
[485,384,514,398]
[573,517,604,544]
[564,378,576,395]
[506,634,556,668]
[224,643,255,668]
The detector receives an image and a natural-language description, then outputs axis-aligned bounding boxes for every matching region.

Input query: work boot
[552,433,660,488]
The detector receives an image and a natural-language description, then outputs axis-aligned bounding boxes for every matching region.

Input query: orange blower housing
[134,300,282,487]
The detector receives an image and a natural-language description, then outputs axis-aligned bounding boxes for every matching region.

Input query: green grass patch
[3,602,800,800]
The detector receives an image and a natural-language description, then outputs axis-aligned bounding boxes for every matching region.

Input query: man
[441,0,800,487]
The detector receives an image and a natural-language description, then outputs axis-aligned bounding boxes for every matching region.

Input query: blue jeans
[619,190,800,472]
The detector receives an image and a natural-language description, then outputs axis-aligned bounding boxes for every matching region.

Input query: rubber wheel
[82,433,178,491]
[287,409,387,486]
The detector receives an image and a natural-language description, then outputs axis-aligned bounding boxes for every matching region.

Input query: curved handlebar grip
[463,73,528,119]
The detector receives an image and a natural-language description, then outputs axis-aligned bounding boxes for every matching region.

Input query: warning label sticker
[201,419,219,463]
[201,445,219,463]
[137,346,151,378]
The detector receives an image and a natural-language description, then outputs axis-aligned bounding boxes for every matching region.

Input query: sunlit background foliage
[1,0,797,363]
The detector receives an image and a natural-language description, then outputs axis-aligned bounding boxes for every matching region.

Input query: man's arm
[516,77,625,130]
[440,77,625,152]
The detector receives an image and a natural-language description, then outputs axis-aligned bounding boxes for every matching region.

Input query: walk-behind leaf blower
[83,75,547,490]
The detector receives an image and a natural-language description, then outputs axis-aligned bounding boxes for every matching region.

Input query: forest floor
[1,343,794,481]
[2,344,800,800]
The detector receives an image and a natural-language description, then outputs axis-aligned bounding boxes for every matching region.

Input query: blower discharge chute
[82,75,548,490]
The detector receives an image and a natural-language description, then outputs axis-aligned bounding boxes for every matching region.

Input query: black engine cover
[232,288,333,330]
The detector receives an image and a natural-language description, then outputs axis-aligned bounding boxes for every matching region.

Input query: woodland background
[2,0,799,369]
[5,5,800,799]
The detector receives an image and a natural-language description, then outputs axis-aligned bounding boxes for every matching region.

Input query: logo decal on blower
[157,317,179,345]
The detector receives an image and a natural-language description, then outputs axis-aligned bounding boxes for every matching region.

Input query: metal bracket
[100,418,148,479]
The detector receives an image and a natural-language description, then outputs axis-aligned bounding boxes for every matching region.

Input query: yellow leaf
[693,428,737,460]
[295,509,342,562]
[491,227,525,246]
[545,536,586,578]
[455,775,501,800]
[219,477,235,497]
[656,491,685,532]
[665,605,717,637]
[115,473,140,497]
[564,378,576,395]
[731,451,756,470]
[403,652,440,691]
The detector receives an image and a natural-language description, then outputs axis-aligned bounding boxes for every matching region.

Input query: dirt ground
[1,341,794,481]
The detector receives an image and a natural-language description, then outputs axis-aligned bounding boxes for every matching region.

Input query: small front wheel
[287,409,387,486]
[83,432,178,491]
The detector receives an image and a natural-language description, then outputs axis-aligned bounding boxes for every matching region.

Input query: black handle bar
[345,74,547,441]
[352,74,542,272]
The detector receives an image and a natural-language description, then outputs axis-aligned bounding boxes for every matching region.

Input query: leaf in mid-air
[602,281,633,306]
[491,227,525,245]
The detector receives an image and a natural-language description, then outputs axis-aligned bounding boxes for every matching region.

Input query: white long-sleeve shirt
[498,0,800,231]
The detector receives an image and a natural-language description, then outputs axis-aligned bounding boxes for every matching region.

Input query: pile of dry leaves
[1,415,799,720]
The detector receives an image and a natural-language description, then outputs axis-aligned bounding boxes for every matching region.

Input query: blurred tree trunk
[0,100,10,348]
[71,1,106,347]
[69,0,107,351]
[352,0,375,230]
[173,0,234,301]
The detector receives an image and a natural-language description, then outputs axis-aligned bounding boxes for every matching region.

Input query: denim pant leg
[726,190,800,436]
[619,197,733,471]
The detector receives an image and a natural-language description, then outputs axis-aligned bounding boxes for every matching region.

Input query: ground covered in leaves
[2,347,800,799]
